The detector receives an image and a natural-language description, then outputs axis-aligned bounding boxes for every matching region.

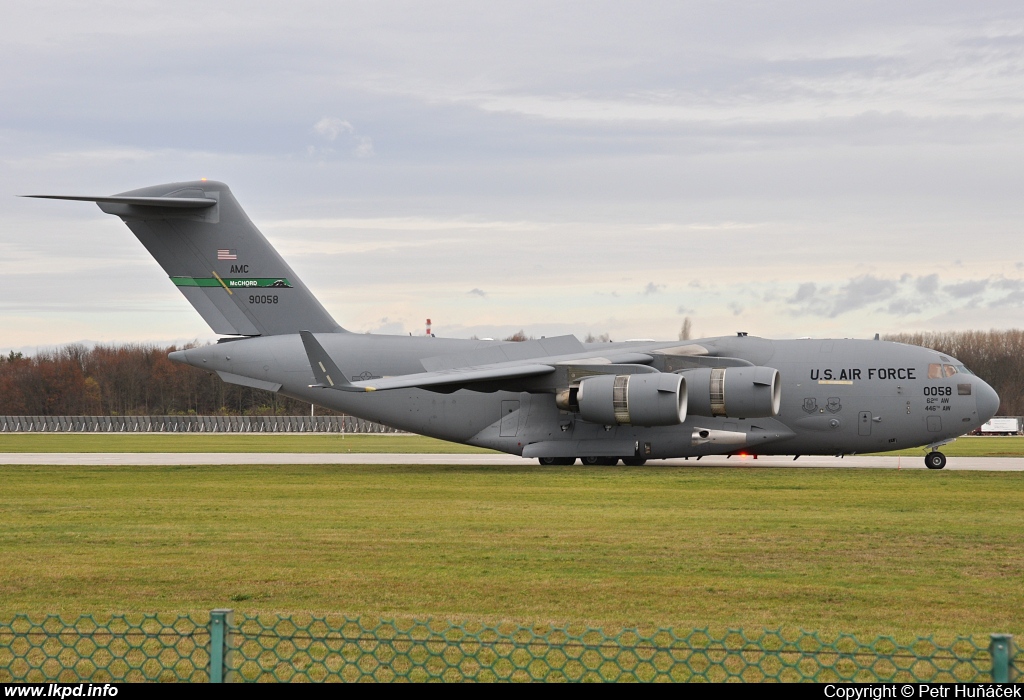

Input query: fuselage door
[500,400,521,437]
[858,411,871,436]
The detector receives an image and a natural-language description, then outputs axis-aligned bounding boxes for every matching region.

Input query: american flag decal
[217,249,237,260]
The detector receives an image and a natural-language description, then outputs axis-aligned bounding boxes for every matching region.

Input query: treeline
[884,330,1024,416]
[0,344,329,416]
[1,331,1021,416]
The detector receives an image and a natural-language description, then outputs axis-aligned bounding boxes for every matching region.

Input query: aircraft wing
[300,331,555,392]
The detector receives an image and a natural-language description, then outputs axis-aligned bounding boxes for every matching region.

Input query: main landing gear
[581,456,620,466]
[925,451,947,470]
[536,456,648,466]
[538,457,575,466]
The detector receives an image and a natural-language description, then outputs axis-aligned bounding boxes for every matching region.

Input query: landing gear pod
[691,428,748,447]
[683,366,781,418]
[577,373,687,426]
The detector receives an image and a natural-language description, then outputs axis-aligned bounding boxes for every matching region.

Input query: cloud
[468,288,487,298]
[787,275,901,317]
[830,275,900,317]
[915,274,939,294]
[728,302,744,316]
[989,291,1024,308]
[642,282,665,295]
[311,117,374,157]
[779,273,1024,322]
[313,117,354,142]
[353,137,375,158]
[992,278,1024,291]
[943,279,988,298]
[9,4,1024,346]
[788,282,818,305]
[366,317,406,335]
[887,299,922,316]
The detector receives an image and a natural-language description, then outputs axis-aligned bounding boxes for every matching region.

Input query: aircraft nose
[976,379,1000,423]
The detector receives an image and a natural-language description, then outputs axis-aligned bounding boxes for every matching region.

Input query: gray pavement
[1,453,1022,470]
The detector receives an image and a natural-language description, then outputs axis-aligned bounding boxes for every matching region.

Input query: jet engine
[577,373,687,426]
[682,366,781,418]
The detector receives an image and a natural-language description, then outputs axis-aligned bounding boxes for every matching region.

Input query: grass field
[0,433,492,453]
[1,463,1021,639]
[2,433,1023,456]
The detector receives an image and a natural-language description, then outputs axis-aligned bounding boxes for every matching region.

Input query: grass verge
[0,463,1020,638]
[0,433,492,453]
[2,433,1023,456]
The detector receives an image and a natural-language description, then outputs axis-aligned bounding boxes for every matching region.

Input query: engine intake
[683,366,781,418]
[577,373,687,426]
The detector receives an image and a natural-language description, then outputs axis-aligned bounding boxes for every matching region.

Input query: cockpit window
[928,363,973,379]
[928,363,974,379]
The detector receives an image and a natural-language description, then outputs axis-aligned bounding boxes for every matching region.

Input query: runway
[1,453,1023,470]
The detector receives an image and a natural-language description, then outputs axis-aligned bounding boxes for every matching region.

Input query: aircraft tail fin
[26,181,342,336]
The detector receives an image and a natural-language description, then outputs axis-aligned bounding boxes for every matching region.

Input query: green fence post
[990,634,1012,682]
[210,609,234,683]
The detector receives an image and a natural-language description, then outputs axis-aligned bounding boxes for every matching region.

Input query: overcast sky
[3,1,1023,352]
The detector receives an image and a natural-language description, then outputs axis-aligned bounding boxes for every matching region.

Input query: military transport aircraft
[25,181,1000,469]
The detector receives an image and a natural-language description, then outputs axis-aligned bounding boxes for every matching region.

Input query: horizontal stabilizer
[21,194,217,208]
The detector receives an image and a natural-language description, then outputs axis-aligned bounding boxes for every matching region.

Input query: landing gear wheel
[622,457,647,466]
[925,451,947,470]
[538,457,576,466]
[598,457,620,466]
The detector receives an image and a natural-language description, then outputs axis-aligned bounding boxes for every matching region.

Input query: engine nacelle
[682,366,781,418]
[577,373,687,426]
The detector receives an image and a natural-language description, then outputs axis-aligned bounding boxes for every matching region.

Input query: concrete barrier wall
[0,416,405,433]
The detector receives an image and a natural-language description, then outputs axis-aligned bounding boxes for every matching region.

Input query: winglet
[299,331,367,392]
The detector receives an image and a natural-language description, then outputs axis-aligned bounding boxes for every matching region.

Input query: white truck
[980,417,1021,436]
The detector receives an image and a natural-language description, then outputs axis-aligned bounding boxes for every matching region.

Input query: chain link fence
[0,415,403,434]
[0,611,1017,683]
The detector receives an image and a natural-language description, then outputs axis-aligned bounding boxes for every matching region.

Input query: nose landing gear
[925,451,947,470]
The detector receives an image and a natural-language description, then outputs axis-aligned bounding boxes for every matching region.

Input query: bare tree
[679,317,693,341]
[885,330,1024,416]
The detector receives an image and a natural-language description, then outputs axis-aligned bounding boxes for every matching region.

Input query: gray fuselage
[171,333,1000,459]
